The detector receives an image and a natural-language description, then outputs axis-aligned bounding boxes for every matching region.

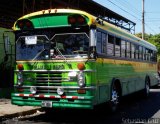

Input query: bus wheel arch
[108,78,122,112]
[143,75,150,98]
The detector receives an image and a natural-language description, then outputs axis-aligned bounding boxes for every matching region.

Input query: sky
[93,0,160,35]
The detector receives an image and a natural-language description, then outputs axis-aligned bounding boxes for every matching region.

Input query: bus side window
[148,50,150,61]
[139,46,143,60]
[145,49,149,61]
[126,41,131,58]
[153,51,157,62]
[115,37,121,57]
[131,43,135,59]
[135,45,139,59]
[143,47,146,60]
[96,31,102,53]
[102,33,107,54]
[150,50,154,62]
[121,40,126,58]
[107,34,114,56]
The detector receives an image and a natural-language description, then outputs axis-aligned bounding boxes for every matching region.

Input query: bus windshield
[16,33,89,60]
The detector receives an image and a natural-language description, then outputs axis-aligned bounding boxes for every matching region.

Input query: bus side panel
[96,58,111,104]
[96,58,157,104]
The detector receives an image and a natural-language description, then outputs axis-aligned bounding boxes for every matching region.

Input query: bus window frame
[95,28,157,63]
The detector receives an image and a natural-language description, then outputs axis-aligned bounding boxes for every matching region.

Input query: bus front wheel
[108,81,121,112]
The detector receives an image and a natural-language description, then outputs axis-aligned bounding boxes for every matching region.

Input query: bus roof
[13,8,157,51]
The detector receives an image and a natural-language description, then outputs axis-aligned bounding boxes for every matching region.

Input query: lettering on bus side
[33,64,65,70]
[52,65,65,70]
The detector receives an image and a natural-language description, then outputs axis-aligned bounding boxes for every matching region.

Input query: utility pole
[142,0,145,40]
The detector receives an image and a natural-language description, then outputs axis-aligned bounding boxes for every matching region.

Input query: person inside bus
[64,34,78,54]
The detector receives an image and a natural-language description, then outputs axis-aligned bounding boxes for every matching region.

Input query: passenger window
[121,40,126,58]
[153,52,157,62]
[115,37,121,57]
[139,46,143,60]
[96,31,102,53]
[126,42,131,58]
[135,45,139,59]
[148,49,152,61]
[145,49,149,61]
[102,33,107,53]
[143,47,146,60]
[107,34,114,56]
[131,43,135,59]
[150,50,154,62]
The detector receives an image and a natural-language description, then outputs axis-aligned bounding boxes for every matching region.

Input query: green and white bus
[11,9,158,111]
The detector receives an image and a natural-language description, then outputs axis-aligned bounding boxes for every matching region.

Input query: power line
[145,23,157,34]
[146,11,160,14]
[106,0,141,22]
[94,0,158,34]
[114,0,141,17]
[106,0,157,34]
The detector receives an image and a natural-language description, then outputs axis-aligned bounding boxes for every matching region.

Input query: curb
[0,107,41,121]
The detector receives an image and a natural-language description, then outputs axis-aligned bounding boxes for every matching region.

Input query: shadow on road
[19,90,160,124]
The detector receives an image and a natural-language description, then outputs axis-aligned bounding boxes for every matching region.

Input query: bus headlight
[17,72,23,86]
[77,71,85,87]
[30,86,37,94]
[57,87,64,95]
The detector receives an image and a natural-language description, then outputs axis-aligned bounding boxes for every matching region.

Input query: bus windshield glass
[16,33,89,60]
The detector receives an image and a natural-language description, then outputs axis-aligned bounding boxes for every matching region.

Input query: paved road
[3,88,160,124]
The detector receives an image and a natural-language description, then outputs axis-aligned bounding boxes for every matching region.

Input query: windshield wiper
[32,48,45,61]
[54,47,72,69]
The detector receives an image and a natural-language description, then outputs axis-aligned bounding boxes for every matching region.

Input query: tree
[148,34,160,56]
[135,33,153,41]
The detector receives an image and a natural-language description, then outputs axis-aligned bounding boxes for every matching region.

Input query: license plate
[41,101,52,108]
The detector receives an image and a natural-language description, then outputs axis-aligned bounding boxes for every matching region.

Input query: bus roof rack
[84,0,136,34]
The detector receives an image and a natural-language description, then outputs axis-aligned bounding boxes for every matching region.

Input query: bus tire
[143,77,150,98]
[108,80,121,113]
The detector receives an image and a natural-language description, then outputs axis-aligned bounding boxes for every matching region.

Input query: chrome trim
[14,69,96,72]
[35,90,77,93]
[36,77,67,80]
[14,85,96,90]
[16,59,95,63]
[35,80,69,82]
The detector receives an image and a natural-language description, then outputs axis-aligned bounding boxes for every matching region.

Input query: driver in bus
[64,34,78,54]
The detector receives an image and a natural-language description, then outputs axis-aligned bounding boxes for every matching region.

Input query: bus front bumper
[11,93,94,109]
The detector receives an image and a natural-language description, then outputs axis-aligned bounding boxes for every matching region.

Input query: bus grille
[36,72,62,86]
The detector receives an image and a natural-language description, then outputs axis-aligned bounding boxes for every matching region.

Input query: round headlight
[78,79,85,87]
[77,71,85,87]
[17,73,23,80]
[17,81,23,86]
[57,87,64,96]
[30,86,37,94]
[17,72,23,86]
